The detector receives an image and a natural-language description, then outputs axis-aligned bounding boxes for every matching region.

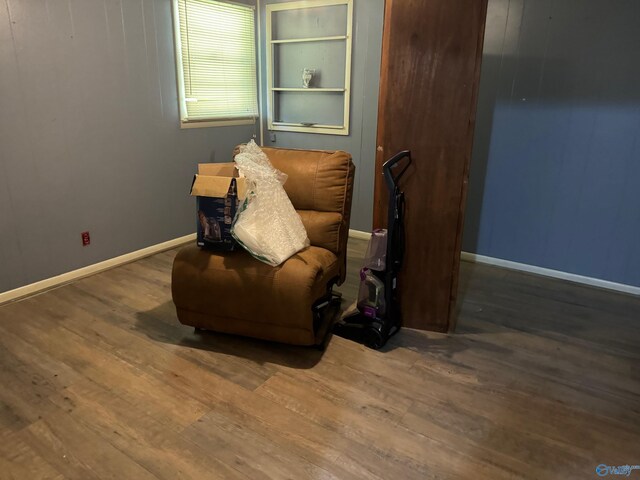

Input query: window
[173,0,258,127]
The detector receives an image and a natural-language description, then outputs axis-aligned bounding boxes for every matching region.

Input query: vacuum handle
[383,150,411,191]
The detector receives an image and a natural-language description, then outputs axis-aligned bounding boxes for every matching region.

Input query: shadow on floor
[134,301,324,370]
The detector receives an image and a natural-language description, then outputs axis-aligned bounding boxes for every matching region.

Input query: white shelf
[271,35,347,44]
[272,121,344,129]
[272,87,345,92]
[266,0,353,136]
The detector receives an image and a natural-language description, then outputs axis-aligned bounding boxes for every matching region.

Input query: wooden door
[374,0,488,332]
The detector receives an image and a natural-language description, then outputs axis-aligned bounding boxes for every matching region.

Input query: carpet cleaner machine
[333,150,412,349]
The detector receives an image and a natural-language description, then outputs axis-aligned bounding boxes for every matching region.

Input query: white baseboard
[5,231,636,306]
[461,252,640,296]
[348,230,639,296]
[349,229,372,240]
[0,234,196,306]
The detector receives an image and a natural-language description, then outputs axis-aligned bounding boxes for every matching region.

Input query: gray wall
[464,0,640,287]
[259,0,384,232]
[5,0,636,293]
[0,0,257,293]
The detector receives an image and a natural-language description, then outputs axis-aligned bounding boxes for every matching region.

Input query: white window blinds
[174,0,258,122]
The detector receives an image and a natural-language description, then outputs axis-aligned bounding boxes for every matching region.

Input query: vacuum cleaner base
[333,311,400,350]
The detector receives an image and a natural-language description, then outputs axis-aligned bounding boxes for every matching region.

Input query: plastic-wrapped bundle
[231,140,310,266]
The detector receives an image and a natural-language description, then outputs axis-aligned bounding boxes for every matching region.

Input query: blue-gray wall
[464,0,640,287]
[0,0,257,293]
[9,0,634,294]
[259,0,384,232]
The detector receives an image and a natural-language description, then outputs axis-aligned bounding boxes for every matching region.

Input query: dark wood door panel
[374,0,488,331]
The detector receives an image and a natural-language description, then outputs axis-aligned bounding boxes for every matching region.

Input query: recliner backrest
[260,147,355,284]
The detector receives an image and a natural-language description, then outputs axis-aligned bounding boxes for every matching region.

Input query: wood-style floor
[0,238,639,479]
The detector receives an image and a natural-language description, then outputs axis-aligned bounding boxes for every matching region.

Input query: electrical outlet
[81,231,90,246]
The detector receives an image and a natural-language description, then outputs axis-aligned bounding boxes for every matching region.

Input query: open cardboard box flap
[191,163,247,199]
[198,163,238,177]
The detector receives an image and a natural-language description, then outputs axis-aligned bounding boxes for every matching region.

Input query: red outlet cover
[81,231,90,246]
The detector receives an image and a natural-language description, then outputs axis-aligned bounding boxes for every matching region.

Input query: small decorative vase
[302,68,315,88]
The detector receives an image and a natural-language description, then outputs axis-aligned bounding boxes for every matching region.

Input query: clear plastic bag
[231,140,310,266]
[363,229,388,271]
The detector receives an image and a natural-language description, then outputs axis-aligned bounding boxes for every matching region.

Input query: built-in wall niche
[266,0,353,135]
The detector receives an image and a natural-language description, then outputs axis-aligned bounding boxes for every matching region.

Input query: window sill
[180,118,256,129]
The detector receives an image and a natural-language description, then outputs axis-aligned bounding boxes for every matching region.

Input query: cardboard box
[191,163,247,250]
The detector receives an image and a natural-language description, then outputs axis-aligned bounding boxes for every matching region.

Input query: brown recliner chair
[171,147,355,346]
